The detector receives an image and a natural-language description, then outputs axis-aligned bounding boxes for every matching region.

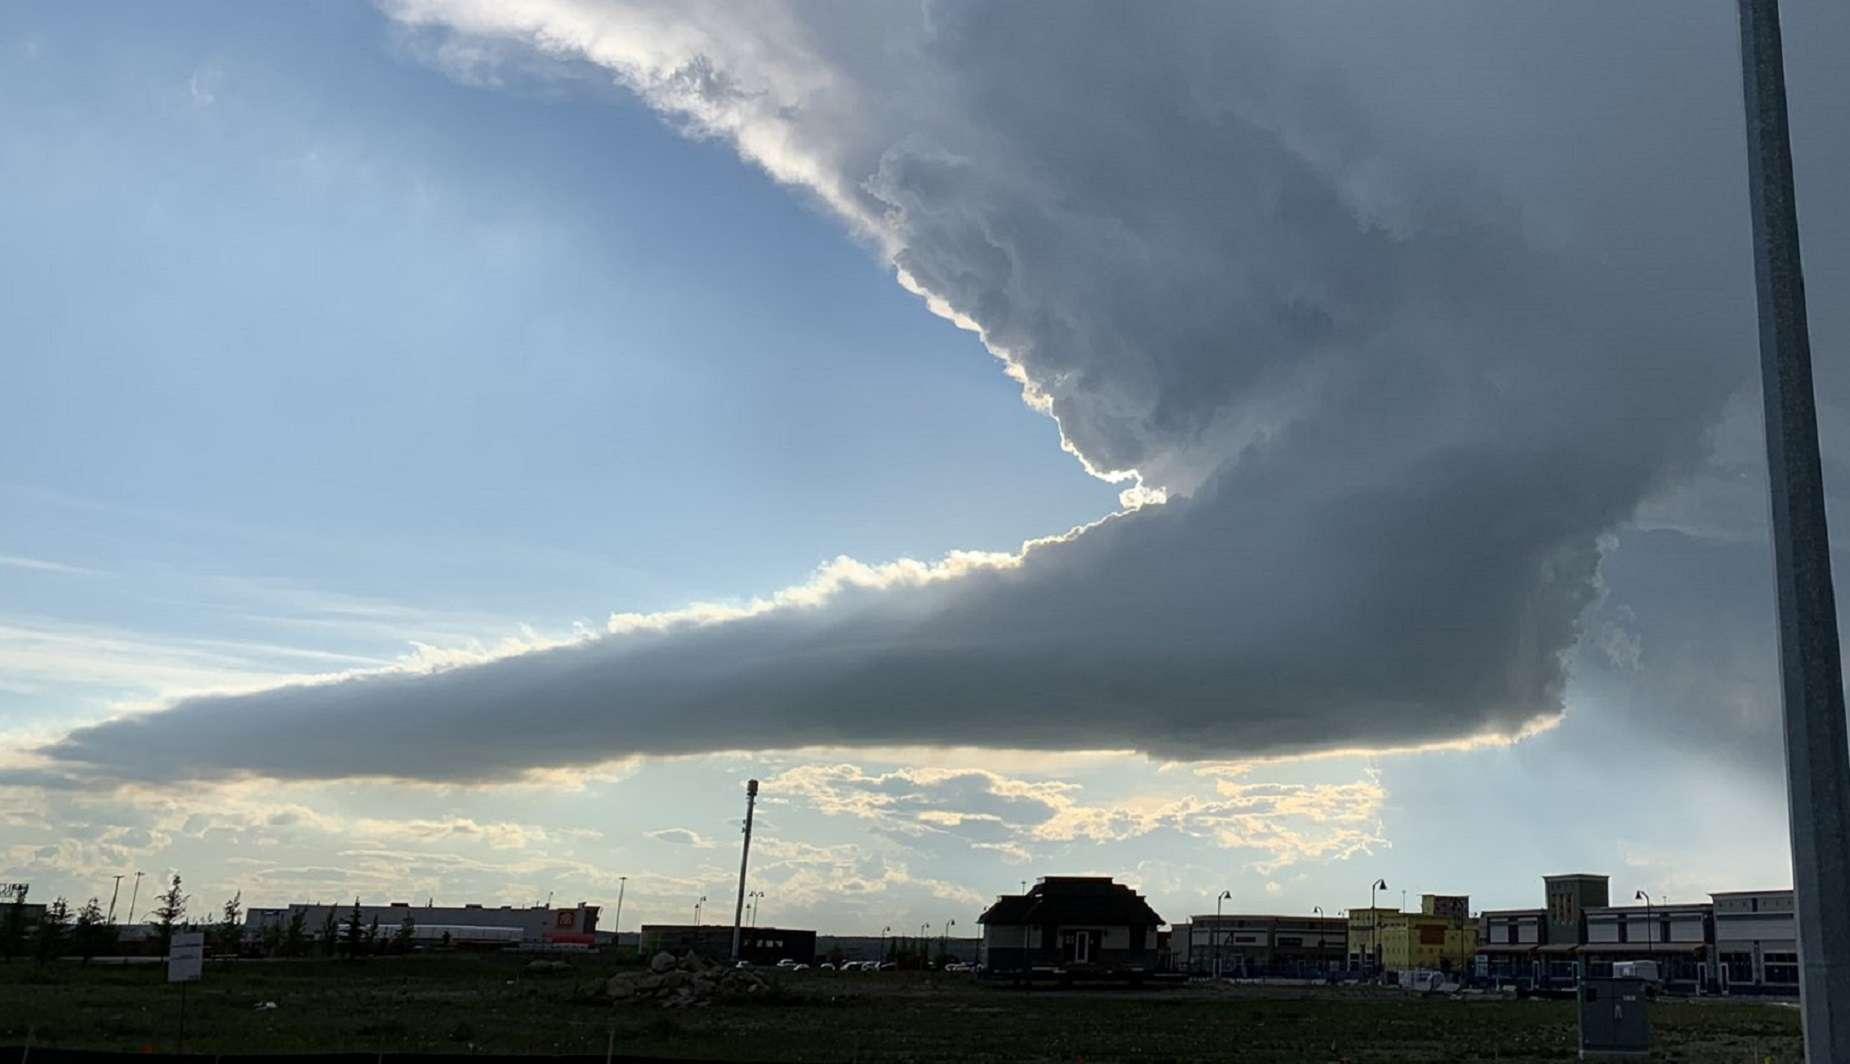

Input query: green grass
[0,955,1804,1062]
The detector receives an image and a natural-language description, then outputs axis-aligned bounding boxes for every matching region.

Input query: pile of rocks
[606,951,770,1008]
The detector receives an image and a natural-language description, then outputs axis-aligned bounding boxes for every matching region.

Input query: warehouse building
[246,901,599,949]
[640,924,816,965]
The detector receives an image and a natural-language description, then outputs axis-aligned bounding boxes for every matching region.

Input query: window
[1764,952,1799,985]
[1617,921,1627,943]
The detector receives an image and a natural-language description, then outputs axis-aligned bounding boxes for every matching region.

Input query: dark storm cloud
[38,0,1849,783]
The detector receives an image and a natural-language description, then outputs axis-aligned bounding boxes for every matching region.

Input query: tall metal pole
[126,871,144,925]
[1737,2,1850,1058]
[730,779,759,961]
[612,876,626,954]
[107,875,123,925]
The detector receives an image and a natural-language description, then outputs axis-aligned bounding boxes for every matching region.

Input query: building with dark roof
[977,876,1163,978]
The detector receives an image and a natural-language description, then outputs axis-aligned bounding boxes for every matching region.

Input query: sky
[3,0,1850,934]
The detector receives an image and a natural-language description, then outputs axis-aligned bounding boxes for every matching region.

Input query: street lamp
[943,918,956,963]
[1215,890,1232,978]
[1636,890,1655,956]
[1370,878,1388,977]
[748,890,765,927]
[881,925,891,964]
[695,895,706,926]
[1313,906,1326,978]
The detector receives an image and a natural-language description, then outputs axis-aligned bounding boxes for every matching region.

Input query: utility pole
[730,779,759,961]
[107,874,123,924]
[1737,2,1850,1059]
[613,876,627,954]
[126,871,144,925]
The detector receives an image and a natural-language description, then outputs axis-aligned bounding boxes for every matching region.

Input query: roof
[979,876,1162,928]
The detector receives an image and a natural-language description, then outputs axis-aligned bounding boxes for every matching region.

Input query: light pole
[695,895,706,926]
[1313,906,1326,978]
[1370,878,1388,978]
[730,778,760,962]
[107,874,123,925]
[1215,890,1231,978]
[1636,890,1655,956]
[920,922,931,966]
[613,876,627,953]
[1738,2,1850,1057]
[126,871,144,925]
[943,918,955,964]
[881,925,892,965]
[748,891,764,927]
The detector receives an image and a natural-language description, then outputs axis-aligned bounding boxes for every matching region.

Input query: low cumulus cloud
[769,762,1385,875]
[32,0,1796,784]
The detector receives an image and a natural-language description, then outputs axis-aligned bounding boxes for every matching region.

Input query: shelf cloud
[36,0,1766,783]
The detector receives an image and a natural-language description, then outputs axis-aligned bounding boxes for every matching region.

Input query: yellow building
[1345,907,1401,970]
[1348,895,1478,974]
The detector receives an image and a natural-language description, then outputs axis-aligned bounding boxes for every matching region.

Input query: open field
[0,955,1804,1063]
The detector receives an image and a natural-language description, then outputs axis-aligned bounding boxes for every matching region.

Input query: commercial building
[1473,874,1733,992]
[1178,914,1345,977]
[1376,895,1478,974]
[1345,907,1399,972]
[1583,900,1714,988]
[640,924,816,966]
[1712,889,1798,995]
[978,876,1163,977]
[246,901,599,949]
[1476,908,1546,984]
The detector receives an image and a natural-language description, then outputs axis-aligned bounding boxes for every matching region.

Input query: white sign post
[168,931,204,983]
[168,930,204,1051]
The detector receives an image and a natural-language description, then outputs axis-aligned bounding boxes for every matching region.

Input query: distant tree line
[1,876,426,963]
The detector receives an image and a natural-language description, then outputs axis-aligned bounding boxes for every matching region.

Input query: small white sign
[168,931,204,983]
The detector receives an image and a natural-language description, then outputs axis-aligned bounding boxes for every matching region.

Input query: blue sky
[1,2,1112,717]
[2,0,1845,934]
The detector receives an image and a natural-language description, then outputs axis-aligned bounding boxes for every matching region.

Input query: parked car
[792,963,811,972]
[775,958,798,969]
[943,962,971,973]
[734,961,753,970]
[819,962,836,971]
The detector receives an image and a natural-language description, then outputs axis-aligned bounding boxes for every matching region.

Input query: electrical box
[1578,977,1651,1059]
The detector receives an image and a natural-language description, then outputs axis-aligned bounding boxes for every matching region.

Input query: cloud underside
[38,0,1748,783]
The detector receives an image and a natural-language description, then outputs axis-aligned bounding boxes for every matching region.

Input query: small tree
[74,897,110,963]
[35,897,71,964]
[216,891,243,956]
[394,914,416,953]
[319,907,339,956]
[283,909,307,957]
[345,898,364,959]
[152,874,188,955]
